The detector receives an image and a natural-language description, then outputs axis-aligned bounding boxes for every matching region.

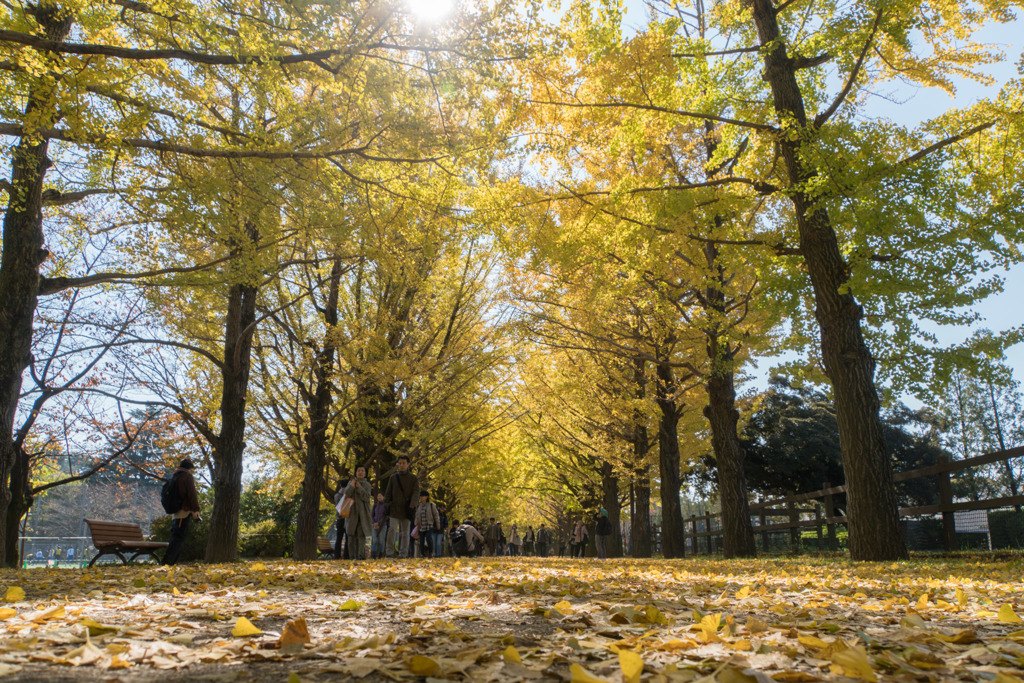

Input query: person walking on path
[343,466,372,560]
[370,492,388,559]
[572,520,588,558]
[163,458,201,566]
[536,524,550,558]
[523,526,535,556]
[383,455,418,558]
[435,504,449,558]
[456,519,485,557]
[484,518,500,556]
[508,524,522,556]
[333,478,350,559]
[595,508,612,559]
[414,490,441,557]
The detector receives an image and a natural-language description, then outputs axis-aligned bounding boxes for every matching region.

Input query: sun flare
[406,0,454,21]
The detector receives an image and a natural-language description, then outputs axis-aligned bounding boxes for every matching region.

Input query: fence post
[938,457,956,551]
[759,500,768,552]
[823,482,836,551]
[815,503,823,549]
[704,510,712,554]
[787,492,800,554]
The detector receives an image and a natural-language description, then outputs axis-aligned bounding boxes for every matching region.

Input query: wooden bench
[85,519,169,567]
[317,536,334,558]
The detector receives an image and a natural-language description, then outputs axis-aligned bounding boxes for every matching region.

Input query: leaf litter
[1,555,1023,681]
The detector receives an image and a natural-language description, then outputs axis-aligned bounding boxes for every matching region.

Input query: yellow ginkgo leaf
[992,673,1024,683]
[338,599,362,611]
[0,608,16,620]
[408,655,440,676]
[735,585,751,599]
[251,562,267,571]
[916,594,929,610]
[998,604,1023,623]
[80,617,118,636]
[831,645,877,682]
[279,617,310,647]
[553,600,574,614]
[4,587,25,603]
[798,635,830,650]
[700,613,722,641]
[231,616,263,637]
[503,645,521,664]
[618,649,644,683]
[570,663,614,683]
[955,587,967,608]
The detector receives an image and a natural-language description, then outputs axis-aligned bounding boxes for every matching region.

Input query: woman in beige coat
[343,466,373,559]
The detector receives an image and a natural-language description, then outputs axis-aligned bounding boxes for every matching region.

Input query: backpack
[596,516,611,535]
[451,529,468,556]
[161,473,183,514]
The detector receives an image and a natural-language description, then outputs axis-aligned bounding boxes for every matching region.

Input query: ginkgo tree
[520,0,1024,560]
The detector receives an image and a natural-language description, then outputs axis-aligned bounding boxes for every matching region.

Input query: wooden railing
[684,445,1024,554]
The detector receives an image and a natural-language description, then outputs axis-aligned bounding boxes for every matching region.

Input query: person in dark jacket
[163,458,201,566]
[383,455,418,558]
[370,492,388,559]
[595,508,612,559]
[333,478,350,559]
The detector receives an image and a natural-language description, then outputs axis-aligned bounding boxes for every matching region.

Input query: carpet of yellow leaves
[1,555,1023,681]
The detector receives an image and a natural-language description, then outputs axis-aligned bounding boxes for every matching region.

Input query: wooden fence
[684,445,1024,554]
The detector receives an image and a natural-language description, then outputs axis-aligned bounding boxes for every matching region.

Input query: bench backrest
[317,537,333,552]
[85,519,146,546]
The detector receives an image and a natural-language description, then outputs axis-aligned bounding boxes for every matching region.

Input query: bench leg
[88,550,128,567]
[128,550,161,565]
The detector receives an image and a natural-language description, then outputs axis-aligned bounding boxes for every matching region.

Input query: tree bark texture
[600,460,623,557]
[701,241,756,558]
[205,222,260,563]
[3,446,32,567]
[293,257,343,560]
[749,0,906,560]
[654,360,686,558]
[0,5,71,567]
[630,357,652,557]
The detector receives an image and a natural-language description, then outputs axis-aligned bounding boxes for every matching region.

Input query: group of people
[333,455,452,560]
[331,455,572,560]
[159,453,618,566]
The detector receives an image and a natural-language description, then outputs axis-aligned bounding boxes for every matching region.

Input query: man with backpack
[161,458,201,566]
[536,524,550,558]
[595,508,612,559]
[383,455,418,558]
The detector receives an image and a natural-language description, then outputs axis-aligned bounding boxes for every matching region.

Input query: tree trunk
[630,356,652,557]
[701,240,756,558]
[749,0,906,560]
[705,372,757,557]
[293,257,343,560]
[654,360,686,558]
[600,460,622,557]
[3,447,33,567]
[205,223,260,563]
[0,5,72,567]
